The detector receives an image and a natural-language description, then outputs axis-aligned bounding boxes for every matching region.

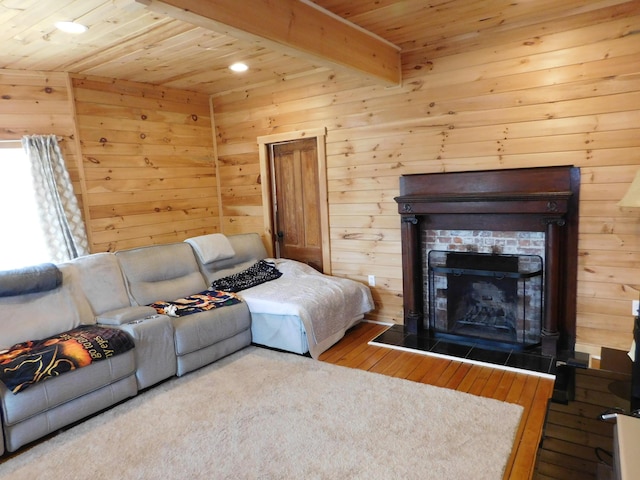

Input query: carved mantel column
[542,216,566,356]
[400,210,422,333]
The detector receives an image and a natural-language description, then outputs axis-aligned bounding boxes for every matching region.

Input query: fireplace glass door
[427,251,543,350]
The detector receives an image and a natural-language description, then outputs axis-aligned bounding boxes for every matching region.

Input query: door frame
[257,128,331,274]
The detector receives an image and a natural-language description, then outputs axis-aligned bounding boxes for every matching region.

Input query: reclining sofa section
[115,242,252,377]
[0,263,137,453]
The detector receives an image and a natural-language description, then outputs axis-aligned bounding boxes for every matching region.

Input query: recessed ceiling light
[55,21,88,34]
[229,62,249,73]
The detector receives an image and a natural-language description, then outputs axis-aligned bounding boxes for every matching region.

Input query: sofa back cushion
[186,233,268,284]
[0,264,94,349]
[67,253,131,315]
[116,243,207,306]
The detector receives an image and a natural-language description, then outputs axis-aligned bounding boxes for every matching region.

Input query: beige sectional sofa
[0,232,373,454]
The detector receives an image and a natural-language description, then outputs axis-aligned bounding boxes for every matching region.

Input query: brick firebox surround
[423,229,546,347]
[394,166,580,358]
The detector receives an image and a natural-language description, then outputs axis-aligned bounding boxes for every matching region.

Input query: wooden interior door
[271,138,323,271]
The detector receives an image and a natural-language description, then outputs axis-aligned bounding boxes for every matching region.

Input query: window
[0,146,51,269]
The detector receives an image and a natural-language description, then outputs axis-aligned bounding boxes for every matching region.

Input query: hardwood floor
[319,321,555,480]
[532,365,628,480]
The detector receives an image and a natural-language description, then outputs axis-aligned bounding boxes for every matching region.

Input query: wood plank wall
[71,75,219,252]
[0,70,83,211]
[1,72,220,254]
[211,2,640,356]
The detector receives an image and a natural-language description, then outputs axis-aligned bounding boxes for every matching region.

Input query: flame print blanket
[148,289,241,317]
[0,325,134,394]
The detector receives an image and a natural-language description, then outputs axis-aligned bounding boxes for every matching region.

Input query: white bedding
[237,259,374,359]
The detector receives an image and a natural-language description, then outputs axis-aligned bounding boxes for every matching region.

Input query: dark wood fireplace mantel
[395,166,580,357]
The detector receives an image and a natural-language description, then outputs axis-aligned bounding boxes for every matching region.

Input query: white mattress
[250,312,365,355]
[250,312,309,354]
[239,259,373,358]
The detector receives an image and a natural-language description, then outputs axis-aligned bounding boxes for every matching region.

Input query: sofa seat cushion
[0,349,135,426]
[149,290,241,317]
[172,302,251,356]
[0,325,134,394]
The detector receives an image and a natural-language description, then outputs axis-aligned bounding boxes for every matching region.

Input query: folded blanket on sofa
[0,325,134,394]
[210,259,282,292]
[185,233,236,263]
[149,290,241,317]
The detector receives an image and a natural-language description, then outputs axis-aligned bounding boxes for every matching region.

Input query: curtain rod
[0,136,64,143]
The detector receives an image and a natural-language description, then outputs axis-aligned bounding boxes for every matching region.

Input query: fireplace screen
[427,251,543,350]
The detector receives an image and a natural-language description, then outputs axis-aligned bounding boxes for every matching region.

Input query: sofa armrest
[97,306,159,325]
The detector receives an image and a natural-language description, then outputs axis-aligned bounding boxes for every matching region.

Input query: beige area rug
[0,346,523,480]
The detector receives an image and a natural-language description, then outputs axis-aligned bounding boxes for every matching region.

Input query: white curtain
[22,135,89,262]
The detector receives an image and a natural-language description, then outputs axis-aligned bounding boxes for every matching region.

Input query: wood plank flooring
[533,366,629,480]
[319,321,555,480]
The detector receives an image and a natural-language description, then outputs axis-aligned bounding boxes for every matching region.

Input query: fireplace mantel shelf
[395,191,573,204]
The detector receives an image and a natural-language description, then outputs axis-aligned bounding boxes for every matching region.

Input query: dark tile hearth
[370,324,557,377]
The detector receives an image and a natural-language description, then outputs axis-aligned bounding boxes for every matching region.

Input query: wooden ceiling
[0,0,625,95]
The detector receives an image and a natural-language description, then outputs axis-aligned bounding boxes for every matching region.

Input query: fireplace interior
[428,251,543,350]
